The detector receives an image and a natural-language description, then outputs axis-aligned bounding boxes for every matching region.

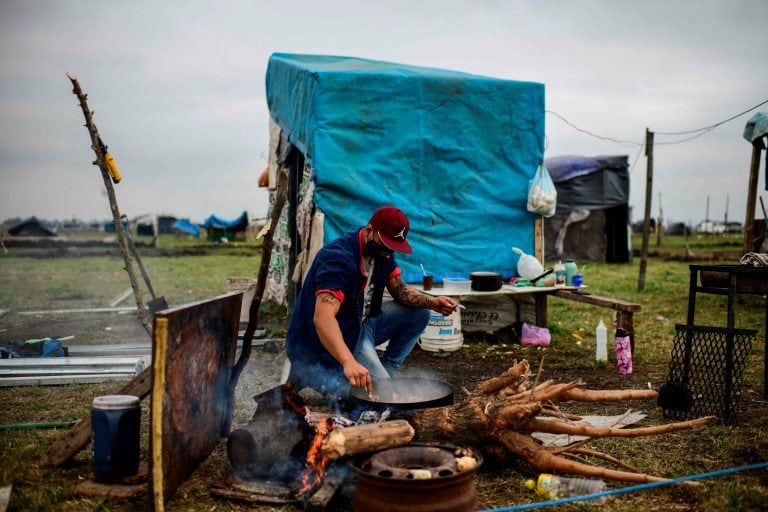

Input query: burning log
[321,420,415,460]
[409,359,716,484]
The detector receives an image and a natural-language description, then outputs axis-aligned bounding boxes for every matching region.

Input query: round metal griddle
[349,376,454,410]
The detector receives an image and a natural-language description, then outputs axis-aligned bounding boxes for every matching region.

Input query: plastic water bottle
[595,320,608,362]
[525,473,607,502]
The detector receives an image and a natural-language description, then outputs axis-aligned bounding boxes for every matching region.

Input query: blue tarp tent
[172,219,201,237]
[266,53,545,282]
[202,211,248,242]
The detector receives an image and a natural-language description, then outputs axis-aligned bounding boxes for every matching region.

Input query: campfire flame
[295,416,334,499]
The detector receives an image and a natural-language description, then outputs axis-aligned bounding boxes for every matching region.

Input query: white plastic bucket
[419,309,463,352]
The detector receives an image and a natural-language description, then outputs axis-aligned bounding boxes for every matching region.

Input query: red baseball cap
[369,206,413,254]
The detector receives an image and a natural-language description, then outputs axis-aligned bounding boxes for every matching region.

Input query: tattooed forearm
[390,275,434,309]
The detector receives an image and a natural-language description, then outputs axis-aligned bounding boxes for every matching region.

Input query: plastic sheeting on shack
[545,155,629,214]
[266,53,545,282]
[543,155,631,263]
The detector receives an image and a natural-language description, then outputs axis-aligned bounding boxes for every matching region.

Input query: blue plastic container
[91,395,141,480]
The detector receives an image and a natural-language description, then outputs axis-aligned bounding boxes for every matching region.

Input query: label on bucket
[423,310,461,339]
[420,309,463,352]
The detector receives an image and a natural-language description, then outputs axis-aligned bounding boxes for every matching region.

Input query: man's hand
[430,295,458,316]
[389,275,458,314]
[342,358,372,395]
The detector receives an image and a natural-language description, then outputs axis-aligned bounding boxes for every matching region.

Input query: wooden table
[416,283,573,328]
[417,283,641,352]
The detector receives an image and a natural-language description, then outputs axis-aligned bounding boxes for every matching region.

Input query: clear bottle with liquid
[554,261,566,287]
[525,473,607,502]
[595,320,608,362]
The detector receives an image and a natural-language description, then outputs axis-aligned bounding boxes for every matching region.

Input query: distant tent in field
[202,211,249,242]
[8,217,57,237]
[172,218,201,237]
[133,214,177,236]
[543,155,631,263]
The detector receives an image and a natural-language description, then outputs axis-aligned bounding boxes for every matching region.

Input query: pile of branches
[411,359,714,483]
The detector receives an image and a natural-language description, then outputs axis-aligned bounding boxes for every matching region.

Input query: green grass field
[1,233,766,511]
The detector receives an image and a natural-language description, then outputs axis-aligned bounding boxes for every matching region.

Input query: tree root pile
[411,359,714,483]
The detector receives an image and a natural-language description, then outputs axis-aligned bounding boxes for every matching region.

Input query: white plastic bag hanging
[526,163,557,217]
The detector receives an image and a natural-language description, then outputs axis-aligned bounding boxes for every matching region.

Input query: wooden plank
[552,290,641,312]
[109,287,135,307]
[305,475,343,512]
[149,292,242,508]
[151,318,168,512]
[46,365,153,466]
[534,216,543,263]
[75,462,149,500]
[75,480,147,500]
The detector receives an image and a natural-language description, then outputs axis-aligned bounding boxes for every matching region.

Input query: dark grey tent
[543,155,631,263]
[8,217,56,237]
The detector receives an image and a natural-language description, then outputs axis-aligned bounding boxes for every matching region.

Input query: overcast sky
[1,0,766,226]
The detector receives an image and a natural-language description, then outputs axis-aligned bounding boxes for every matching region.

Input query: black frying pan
[349,376,454,411]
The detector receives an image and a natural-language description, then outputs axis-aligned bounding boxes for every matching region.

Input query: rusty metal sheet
[149,291,242,508]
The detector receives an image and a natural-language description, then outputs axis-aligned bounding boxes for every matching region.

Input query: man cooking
[285,205,458,398]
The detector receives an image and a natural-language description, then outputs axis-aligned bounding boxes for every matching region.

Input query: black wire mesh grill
[661,324,755,424]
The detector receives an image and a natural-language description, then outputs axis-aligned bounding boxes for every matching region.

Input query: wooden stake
[65,72,151,334]
[637,129,653,292]
[151,317,168,512]
[744,138,766,253]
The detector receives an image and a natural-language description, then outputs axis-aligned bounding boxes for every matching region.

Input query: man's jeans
[287,300,430,398]
[354,300,430,379]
